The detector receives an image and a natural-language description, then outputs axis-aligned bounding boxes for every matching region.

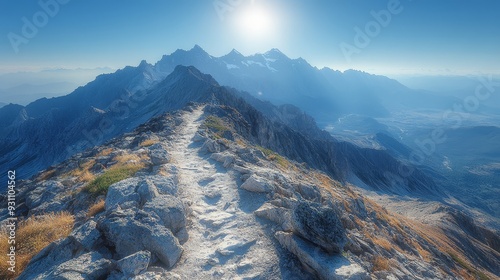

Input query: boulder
[44,252,112,280]
[148,143,170,165]
[291,201,347,254]
[275,231,368,280]
[201,139,220,153]
[149,175,178,196]
[254,203,293,231]
[117,251,151,277]
[192,132,206,142]
[25,181,68,214]
[210,152,235,168]
[105,178,141,210]
[17,238,79,280]
[143,195,186,237]
[295,184,322,202]
[236,148,265,164]
[240,174,274,193]
[99,209,183,268]
[70,220,101,251]
[137,179,159,205]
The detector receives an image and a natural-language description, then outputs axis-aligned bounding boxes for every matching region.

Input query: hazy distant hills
[0,68,115,105]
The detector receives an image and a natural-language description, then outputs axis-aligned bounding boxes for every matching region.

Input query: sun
[236,4,275,39]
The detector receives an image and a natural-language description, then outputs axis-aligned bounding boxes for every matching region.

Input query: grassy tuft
[372,256,390,272]
[83,165,142,197]
[256,146,291,169]
[86,199,105,218]
[139,139,159,147]
[204,115,229,132]
[0,212,74,278]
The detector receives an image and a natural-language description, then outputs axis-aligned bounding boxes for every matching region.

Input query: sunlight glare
[237,5,274,38]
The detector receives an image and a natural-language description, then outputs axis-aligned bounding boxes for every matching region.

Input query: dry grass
[97,147,113,157]
[372,256,390,272]
[411,239,432,261]
[37,168,56,181]
[79,170,96,182]
[373,236,393,251]
[65,159,97,183]
[235,138,246,147]
[113,153,142,165]
[0,212,74,278]
[86,199,105,218]
[139,139,159,147]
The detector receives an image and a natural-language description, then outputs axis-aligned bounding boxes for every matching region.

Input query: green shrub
[204,116,229,133]
[83,165,142,196]
[256,146,290,168]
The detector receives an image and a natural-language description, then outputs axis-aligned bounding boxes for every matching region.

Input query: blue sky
[0,0,499,75]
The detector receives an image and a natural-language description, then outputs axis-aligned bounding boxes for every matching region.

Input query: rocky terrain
[2,101,498,279]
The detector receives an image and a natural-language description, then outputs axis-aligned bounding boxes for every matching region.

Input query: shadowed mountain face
[153,46,459,124]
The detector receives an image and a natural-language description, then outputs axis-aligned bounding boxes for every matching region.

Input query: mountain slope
[3,103,497,279]
[0,64,438,199]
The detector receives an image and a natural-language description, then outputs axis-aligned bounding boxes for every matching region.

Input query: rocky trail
[168,106,281,279]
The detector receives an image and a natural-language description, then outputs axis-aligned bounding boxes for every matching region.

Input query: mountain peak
[264,48,288,59]
[222,48,245,62]
[170,65,219,86]
[138,60,150,68]
[229,48,242,56]
[227,48,243,57]
[190,44,208,54]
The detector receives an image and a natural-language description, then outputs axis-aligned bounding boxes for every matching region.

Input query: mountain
[152,46,459,125]
[0,64,437,199]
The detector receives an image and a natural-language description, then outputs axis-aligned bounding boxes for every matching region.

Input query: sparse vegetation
[139,139,159,147]
[37,168,56,181]
[0,212,74,278]
[256,146,291,169]
[86,199,105,218]
[97,147,114,157]
[64,158,97,183]
[373,236,393,251]
[83,165,142,197]
[372,256,390,272]
[204,115,229,133]
[449,252,490,280]
[203,115,232,139]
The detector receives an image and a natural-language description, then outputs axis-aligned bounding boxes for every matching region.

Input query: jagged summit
[169,65,219,87]
[264,48,288,59]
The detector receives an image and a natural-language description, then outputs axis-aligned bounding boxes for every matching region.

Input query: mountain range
[0,46,499,279]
